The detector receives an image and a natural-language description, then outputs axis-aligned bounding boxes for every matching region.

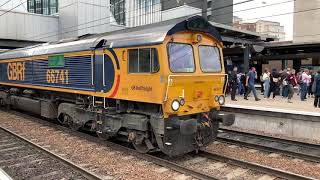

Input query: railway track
[198,151,314,180]
[0,110,317,180]
[0,126,103,180]
[0,111,220,180]
[217,129,320,163]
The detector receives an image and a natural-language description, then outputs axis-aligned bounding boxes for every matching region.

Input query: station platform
[221,95,320,142]
[224,94,320,115]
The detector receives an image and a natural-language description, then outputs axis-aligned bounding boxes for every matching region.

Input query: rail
[217,129,320,163]
[0,125,103,180]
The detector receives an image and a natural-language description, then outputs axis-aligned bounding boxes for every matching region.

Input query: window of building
[49,0,58,14]
[207,1,212,8]
[28,0,35,13]
[35,0,42,14]
[27,0,58,15]
[110,0,126,26]
[128,48,159,73]
[42,0,49,15]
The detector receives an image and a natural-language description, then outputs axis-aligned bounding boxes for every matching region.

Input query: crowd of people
[228,67,320,108]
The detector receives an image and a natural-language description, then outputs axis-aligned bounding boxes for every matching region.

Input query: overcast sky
[233,0,294,40]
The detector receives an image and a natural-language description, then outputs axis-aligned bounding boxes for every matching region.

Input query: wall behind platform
[262,60,293,71]
[222,111,320,141]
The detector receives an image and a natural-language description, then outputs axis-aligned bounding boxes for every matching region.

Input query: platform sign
[48,55,65,68]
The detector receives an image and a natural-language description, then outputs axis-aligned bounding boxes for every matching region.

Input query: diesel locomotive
[0,16,234,156]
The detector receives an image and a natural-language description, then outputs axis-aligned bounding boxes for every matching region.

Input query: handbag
[282,78,288,86]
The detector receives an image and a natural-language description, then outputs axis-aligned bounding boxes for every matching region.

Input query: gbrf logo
[7,62,25,81]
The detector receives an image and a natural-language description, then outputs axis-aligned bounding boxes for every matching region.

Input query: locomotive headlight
[218,95,225,105]
[171,100,180,111]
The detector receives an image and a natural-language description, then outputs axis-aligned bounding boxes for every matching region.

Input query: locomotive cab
[159,28,234,156]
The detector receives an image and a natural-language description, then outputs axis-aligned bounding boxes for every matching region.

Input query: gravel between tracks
[206,142,320,179]
[2,109,318,179]
[0,110,187,180]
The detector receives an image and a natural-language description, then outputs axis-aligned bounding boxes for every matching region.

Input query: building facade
[162,0,233,25]
[0,0,233,47]
[0,0,58,44]
[233,17,285,41]
[293,0,320,43]
[255,20,285,41]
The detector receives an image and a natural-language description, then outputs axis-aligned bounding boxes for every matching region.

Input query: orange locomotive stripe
[108,75,120,98]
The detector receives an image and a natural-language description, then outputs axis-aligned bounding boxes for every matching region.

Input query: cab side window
[128,48,159,73]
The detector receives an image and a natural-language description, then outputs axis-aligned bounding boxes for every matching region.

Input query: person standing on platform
[241,72,247,96]
[313,70,320,108]
[226,70,232,96]
[262,68,271,99]
[281,68,290,98]
[287,69,297,103]
[297,71,303,96]
[244,67,261,101]
[260,74,264,94]
[308,70,315,98]
[301,69,311,101]
[230,67,238,101]
[268,69,280,99]
[237,72,245,95]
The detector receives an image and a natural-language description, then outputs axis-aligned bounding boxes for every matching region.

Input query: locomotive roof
[0,16,221,60]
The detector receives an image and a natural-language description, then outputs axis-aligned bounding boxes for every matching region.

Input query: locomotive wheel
[97,132,110,141]
[64,114,79,131]
[132,140,150,153]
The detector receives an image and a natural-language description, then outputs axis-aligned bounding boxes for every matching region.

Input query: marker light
[180,98,185,106]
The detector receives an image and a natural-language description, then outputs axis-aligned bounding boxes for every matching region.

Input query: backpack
[282,78,288,86]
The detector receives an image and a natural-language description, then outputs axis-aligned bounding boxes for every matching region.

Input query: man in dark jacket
[230,67,238,101]
[314,70,320,108]
[268,69,280,99]
[244,67,260,101]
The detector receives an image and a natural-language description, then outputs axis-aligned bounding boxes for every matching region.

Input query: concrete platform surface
[225,94,320,115]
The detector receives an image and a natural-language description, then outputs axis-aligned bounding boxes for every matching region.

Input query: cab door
[94,53,104,92]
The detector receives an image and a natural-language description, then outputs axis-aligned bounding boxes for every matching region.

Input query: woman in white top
[262,68,271,98]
